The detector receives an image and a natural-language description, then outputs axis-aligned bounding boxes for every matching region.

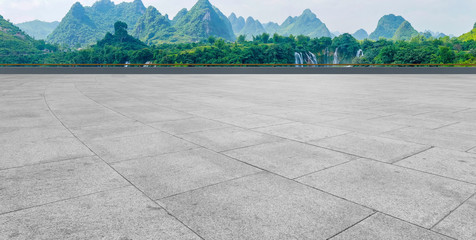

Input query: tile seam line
[326,212,377,240]
[0,154,95,172]
[45,82,206,240]
[375,212,459,240]
[0,185,130,217]
[429,191,476,230]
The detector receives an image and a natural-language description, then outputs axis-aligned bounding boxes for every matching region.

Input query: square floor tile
[86,132,198,163]
[0,137,93,169]
[0,156,128,213]
[331,213,451,240]
[382,127,476,151]
[297,159,476,228]
[178,127,280,152]
[396,148,476,184]
[433,195,476,240]
[112,148,261,199]
[216,114,291,129]
[224,140,357,178]
[150,117,230,135]
[255,122,348,142]
[0,187,201,240]
[311,133,430,163]
[161,172,373,240]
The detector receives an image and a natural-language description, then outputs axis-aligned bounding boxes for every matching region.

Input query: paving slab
[215,113,291,129]
[331,213,452,240]
[0,125,72,143]
[86,132,198,163]
[396,147,476,184]
[0,187,201,240]
[437,122,476,136]
[178,127,280,152]
[374,114,457,129]
[70,121,159,140]
[320,118,405,134]
[433,195,476,240]
[311,133,430,163]
[255,122,348,142]
[112,148,261,199]
[0,137,93,169]
[0,156,128,214]
[161,172,374,240]
[382,127,476,151]
[150,117,231,134]
[223,140,357,178]
[270,110,350,124]
[297,159,476,228]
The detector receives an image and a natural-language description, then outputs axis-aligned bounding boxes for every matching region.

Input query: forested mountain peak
[228,13,245,34]
[47,0,146,47]
[173,0,235,41]
[393,21,418,40]
[277,9,331,38]
[352,29,368,40]
[369,14,406,40]
[132,6,176,44]
[16,20,60,40]
[238,17,266,40]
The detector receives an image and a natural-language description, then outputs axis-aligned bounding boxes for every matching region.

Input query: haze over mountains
[10,0,463,48]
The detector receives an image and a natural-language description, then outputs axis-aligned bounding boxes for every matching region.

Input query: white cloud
[0,0,474,36]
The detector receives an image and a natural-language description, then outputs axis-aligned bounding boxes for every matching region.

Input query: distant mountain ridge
[43,0,461,47]
[47,0,146,47]
[16,20,59,40]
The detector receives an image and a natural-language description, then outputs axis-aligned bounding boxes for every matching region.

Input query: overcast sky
[0,0,474,36]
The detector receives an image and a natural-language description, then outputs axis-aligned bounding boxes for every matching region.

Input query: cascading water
[356,49,364,58]
[295,52,303,67]
[333,47,339,65]
[124,61,130,68]
[143,61,152,67]
[307,52,318,66]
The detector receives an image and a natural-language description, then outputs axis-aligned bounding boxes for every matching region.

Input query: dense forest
[2,21,476,66]
[2,0,476,66]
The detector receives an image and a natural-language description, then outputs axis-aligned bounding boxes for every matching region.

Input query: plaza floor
[1,74,476,239]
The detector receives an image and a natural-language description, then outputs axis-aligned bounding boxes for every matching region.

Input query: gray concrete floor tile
[331,213,452,240]
[112,148,261,199]
[374,115,457,129]
[0,187,201,240]
[70,121,159,140]
[149,117,231,134]
[433,195,476,240]
[396,148,476,184]
[0,137,94,169]
[321,118,405,135]
[297,159,476,228]
[178,127,280,152]
[437,122,476,136]
[311,133,430,163]
[86,132,199,163]
[161,172,374,240]
[0,156,128,213]
[382,127,476,152]
[0,126,72,143]
[255,122,348,142]
[223,140,357,178]
[215,113,292,129]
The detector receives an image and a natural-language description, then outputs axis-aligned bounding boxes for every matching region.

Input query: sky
[0,0,475,36]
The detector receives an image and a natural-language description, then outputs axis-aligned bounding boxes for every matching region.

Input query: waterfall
[124,61,130,68]
[333,48,339,65]
[356,49,364,58]
[143,61,152,68]
[295,52,303,67]
[308,52,318,66]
